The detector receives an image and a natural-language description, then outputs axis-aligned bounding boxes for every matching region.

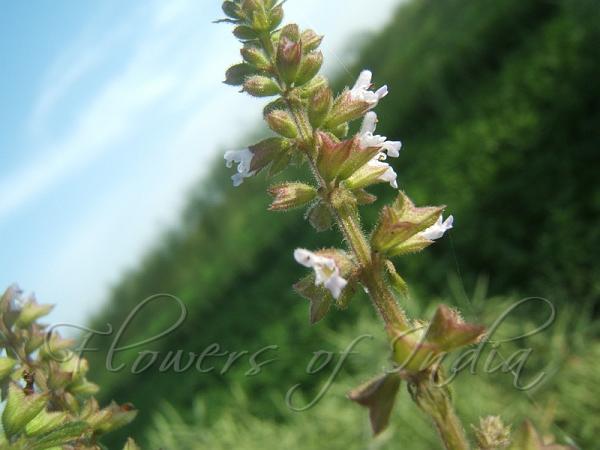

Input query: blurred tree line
[84,0,599,447]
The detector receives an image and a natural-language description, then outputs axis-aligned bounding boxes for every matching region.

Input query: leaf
[348,373,401,435]
[384,260,409,297]
[353,189,377,205]
[305,201,333,232]
[293,275,332,324]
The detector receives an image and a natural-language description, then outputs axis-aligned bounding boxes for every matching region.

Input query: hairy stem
[410,374,471,450]
[262,28,470,450]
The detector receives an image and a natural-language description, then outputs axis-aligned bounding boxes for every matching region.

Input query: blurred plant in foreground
[219,1,576,449]
[0,285,138,449]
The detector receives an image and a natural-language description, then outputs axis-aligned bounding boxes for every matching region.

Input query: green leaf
[293,275,332,324]
[384,260,409,297]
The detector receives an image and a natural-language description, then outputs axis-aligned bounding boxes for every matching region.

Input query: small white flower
[420,215,454,240]
[294,249,348,299]
[350,70,388,106]
[367,154,398,189]
[359,112,402,157]
[224,148,255,187]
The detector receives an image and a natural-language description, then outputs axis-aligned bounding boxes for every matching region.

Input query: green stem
[334,203,408,333]
[259,26,470,450]
[410,374,471,450]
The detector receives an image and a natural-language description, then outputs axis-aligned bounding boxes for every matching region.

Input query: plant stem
[410,374,471,450]
[334,204,408,333]
[274,35,470,450]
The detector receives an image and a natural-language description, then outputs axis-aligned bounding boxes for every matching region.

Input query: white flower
[359,112,402,157]
[294,249,348,299]
[224,148,255,187]
[420,215,454,240]
[350,70,388,106]
[367,154,398,189]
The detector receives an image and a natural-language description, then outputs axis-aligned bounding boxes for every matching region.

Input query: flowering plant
[219,1,574,449]
[0,285,138,450]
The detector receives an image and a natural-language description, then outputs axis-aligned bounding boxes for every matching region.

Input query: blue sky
[0,0,399,327]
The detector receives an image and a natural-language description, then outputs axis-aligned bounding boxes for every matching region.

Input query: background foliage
[85,0,599,447]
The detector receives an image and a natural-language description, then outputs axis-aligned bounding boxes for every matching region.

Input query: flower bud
[348,373,401,436]
[224,63,256,86]
[472,416,511,450]
[387,235,433,257]
[40,332,76,361]
[298,74,328,99]
[48,366,73,390]
[24,410,68,436]
[87,409,113,430]
[279,23,300,41]
[296,51,323,86]
[97,402,138,434]
[309,84,332,128]
[0,357,16,380]
[344,157,394,190]
[269,4,284,30]
[16,299,54,328]
[60,356,89,383]
[250,5,270,31]
[2,384,48,437]
[265,110,298,138]
[276,36,302,85]
[241,45,271,70]
[240,0,262,15]
[30,421,90,448]
[268,182,317,211]
[325,90,371,129]
[70,380,100,396]
[222,1,243,19]
[243,75,281,97]
[233,25,259,40]
[301,29,324,52]
[316,132,353,181]
[63,392,80,413]
[371,192,444,254]
[330,122,349,139]
[25,324,45,353]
